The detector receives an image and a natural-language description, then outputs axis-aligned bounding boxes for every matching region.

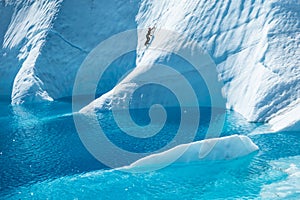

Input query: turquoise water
[1,101,300,199]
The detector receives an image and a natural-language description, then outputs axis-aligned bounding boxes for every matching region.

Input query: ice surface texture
[0,0,299,131]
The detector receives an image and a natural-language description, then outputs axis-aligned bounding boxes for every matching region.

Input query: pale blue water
[1,101,300,199]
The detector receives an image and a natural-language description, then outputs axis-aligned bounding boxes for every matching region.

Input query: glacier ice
[122,134,258,172]
[80,0,300,132]
[0,0,139,103]
[0,0,299,131]
[0,0,62,101]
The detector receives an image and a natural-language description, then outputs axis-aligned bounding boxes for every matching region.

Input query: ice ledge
[123,134,258,171]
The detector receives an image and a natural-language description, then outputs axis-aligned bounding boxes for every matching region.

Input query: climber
[144,27,155,46]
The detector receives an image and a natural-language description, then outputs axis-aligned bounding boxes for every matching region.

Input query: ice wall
[136,0,299,131]
[82,0,299,132]
[0,0,299,131]
[0,0,62,101]
[0,0,139,103]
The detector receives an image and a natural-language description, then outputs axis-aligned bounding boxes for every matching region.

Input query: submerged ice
[260,156,300,199]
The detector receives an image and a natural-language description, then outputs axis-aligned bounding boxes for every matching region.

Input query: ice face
[80,0,300,131]
[1,0,139,104]
[0,0,299,131]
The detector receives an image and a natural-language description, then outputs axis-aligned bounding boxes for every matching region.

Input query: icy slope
[0,0,62,100]
[81,0,299,131]
[0,0,139,103]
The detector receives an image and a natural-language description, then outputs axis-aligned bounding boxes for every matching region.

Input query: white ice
[123,134,258,172]
[260,156,300,199]
[0,0,299,131]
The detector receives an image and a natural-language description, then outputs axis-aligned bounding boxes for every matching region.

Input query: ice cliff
[0,0,299,132]
[0,0,139,103]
